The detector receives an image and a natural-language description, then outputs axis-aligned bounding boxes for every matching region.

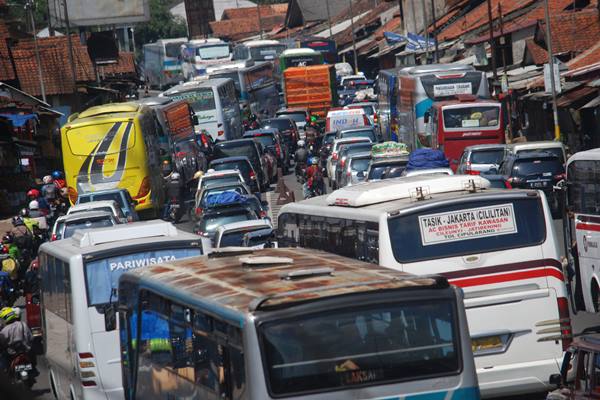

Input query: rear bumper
[477,357,560,398]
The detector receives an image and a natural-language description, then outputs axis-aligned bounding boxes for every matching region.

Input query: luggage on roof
[406,148,449,171]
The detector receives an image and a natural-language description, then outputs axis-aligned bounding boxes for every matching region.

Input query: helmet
[0,307,18,323]
[2,234,13,244]
[43,175,53,184]
[29,200,39,210]
[11,216,23,227]
[51,170,64,179]
[19,208,29,218]
[27,189,40,198]
[311,157,319,165]
[297,140,305,148]
[171,172,180,180]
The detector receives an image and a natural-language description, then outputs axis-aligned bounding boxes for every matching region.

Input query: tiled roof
[221,4,286,20]
[525,38,548,65]
[99,52,137,76]
[0,21,15,81]
[210,14,285,41]
[332,1,396,48]
[374,15,401,41]
[567,40,600,71]
[438,0,538,41]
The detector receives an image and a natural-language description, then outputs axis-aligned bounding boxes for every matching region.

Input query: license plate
[15,364,32,372]
[472,336,504,353]
[529,181,547,188]
[171,205,180,209]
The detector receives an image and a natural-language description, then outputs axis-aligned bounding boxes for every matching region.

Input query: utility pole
[62,0,77,93]
[498,3,512,140]
[348,0,359,74]
[326,0,333,37]
[421,0,430,62]
[544,0,561,141]
[398,0,405,34]
[26,0,46,103]
[430,0,438,62]
[257,4,264,39]
[487,0,498,83]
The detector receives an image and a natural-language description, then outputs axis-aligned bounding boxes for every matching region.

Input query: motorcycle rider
[41,175,57,205]
[163,172,183,220]
[26,189,49,215]
[303,157,324,199]
[294,140,308,178]
[51,171,66,189]
[0,307,35,375]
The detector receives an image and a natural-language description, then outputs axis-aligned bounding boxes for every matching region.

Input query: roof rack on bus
[240,256,293,267]
[208,247,256,258]
[71,220,180,248]
[326,175,491,207]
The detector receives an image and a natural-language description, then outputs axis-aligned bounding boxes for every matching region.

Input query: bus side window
[278,213,299,247]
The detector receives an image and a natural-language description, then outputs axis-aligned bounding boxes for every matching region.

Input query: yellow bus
[61,102,164,217]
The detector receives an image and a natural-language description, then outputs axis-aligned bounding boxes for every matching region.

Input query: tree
[134,0,188,49]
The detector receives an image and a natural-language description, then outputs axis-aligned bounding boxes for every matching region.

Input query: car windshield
[247,133,276,149]
[278,113,306,123]
[368,163,406,180]
[220,227,265,247]
[443,106,500,129]
[470,149,504,165]
[84,248,201,307]
[388,198,546,263]
[341,129,376,141]
[351,157,371,172]
[261,119,294,132]
[517,148,564,164]
[260,299,459,395]
[79,193,124,208]
[211,161,252,177]
[199,211,255,233]
[197,44,230,60]
[512,159,563,178]
[63,217,114,238]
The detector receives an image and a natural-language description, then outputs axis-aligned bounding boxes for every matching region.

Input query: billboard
[49,0,150,27]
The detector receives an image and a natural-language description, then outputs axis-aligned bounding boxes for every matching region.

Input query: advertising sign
[419,204,517,246]
[49,0,150,27]
[433,82,473,97]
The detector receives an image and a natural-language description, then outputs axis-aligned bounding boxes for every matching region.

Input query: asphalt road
[31,171,600,399]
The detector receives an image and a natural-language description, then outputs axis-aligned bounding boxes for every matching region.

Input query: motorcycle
[305,176,324,199]
[163,198,182,223]
[295,162,307,184]
[9,352,36,388]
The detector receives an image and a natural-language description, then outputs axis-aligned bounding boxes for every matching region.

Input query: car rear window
[341,129,376,142]
[63,217,114,238]
[211,161,252,177]
[470,149,504,165]
[215,142,259,164]
[261,119,294,132]
[512,159,563,178]
[277,113,306,124]
[201,176,242,190]
[220,227,265,247]
[517,148,564,164]
[388,197,546,263]
[246,133,276,149]
[368,161,407,180]
[351,157,371,172]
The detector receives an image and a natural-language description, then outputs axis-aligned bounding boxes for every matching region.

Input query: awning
[556,86,597,108]
[0,113,37,127]
[368,41,405,59]
[580,95,600,109]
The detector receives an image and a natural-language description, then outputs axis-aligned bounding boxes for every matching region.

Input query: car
[173,137,207,181]
[195,178,250,213]
[325,108,371,132]
[208,156,260,193]
[275,108,308,135]
[337,126,380,143]
[327,137,372,186]
[344,102,379,127]
[194,205,259,242]
[214,139,269,191]
[403,168,454,177]
[244,128,289,173]
[195,185,266,220]
[339,73,366,87]
[456,144,507,175]
[51,211,119,241]
[334,142,374,189]
[213,219,274,248]
[197,169,245,196]
[338,152,372,188]
[259,117,299,154]
[507,141,567,165]
[366,156,410,181]
[76,188,139,221]
[67,200,127,223]
[496,151,564,218]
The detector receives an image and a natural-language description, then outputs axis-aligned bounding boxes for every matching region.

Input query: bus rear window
[443,106,500,129]
[260,299,459,396]
[388,198,545,263]
[84,248,201,307]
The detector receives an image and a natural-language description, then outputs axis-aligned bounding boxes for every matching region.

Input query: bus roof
[120,248,447,320]
[567,147,600,166]
[281,48,319,56]
[40,220,200,258]
[243,39,282,47]
[399,64,475,76]
[66,102,145,128]
[163,78,233,95]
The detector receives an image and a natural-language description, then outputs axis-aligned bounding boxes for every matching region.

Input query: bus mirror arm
[192,115,199,125]
[104,288,117,332]
[548,373,562,387]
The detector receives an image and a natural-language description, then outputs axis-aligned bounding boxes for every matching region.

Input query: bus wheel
[592,280,600,313]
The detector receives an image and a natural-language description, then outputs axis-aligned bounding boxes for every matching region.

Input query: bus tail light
[50,234,57,241]
[81,380,97,387]
[135,177,151,200]
[466,169,481,175]
[67,187,78,204]
[78,352,98,387]
[535,297,572,351]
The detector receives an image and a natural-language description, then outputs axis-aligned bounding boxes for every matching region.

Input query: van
[326,108,371,131]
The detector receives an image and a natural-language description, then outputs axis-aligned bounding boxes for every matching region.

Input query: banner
[49,0,150,27]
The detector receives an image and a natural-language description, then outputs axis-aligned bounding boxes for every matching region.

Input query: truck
[283,64,338,119]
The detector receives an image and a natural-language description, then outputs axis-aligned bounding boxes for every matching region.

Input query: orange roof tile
[99,52,137,76]
[221,4,286,20]
[567,40,600,70]
[0,21,15,81]
[525,38,548,65]
[210,14,285,41]
[375,16,401,41]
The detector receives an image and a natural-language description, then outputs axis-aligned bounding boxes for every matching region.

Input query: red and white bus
[426,97,504,171]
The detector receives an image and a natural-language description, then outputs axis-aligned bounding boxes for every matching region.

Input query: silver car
[338,152,372,188]
[456,144,507,175]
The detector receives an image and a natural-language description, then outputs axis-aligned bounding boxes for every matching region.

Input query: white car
[327,137,372,185]
[51,211,119,241]
[214,219,274,249]
[67,200,127,223]
[196,169,245,202]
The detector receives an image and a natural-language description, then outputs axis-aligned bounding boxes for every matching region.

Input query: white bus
[181,38,232,81]
[118,247,480,400]
[278,175,571,398]
[564,148,600,312]
[397,64,490,151]
[39,221,204,400]
[143,38,187,89]
[232,39,287,62]
[162,78,243,142]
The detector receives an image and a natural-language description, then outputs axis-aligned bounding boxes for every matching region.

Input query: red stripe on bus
[449,268,564,288]
[576,223,600,232]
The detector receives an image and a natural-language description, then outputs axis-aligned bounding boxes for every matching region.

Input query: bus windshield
[388,198,545,263]
[167,89,216,113]
[84,248,201,307]
[197,45,230,60]
[260,299,459,395]
[250,45,286,61]
[443,106,500,129]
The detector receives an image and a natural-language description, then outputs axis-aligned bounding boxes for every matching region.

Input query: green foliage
[134,0,188,48]
[6,0,49,32]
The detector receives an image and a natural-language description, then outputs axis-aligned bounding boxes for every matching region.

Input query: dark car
[214,139,269,191]
[209,156,260,193]
[366,156,409,181]
[334,142,374,189]
[194,205,259,241]
[173,138,206,181]
[244,128,289,173]
[260,117,299,154]
[497,151,564,218]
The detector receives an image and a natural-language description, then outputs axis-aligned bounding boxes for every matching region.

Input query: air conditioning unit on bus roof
[326,175,491,207]
[72,220,181,248]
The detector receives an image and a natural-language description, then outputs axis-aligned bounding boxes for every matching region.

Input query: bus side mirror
[549,373,562,387]
[424,111,430,124]
[192,115,199,125]
[104,303,117,332]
